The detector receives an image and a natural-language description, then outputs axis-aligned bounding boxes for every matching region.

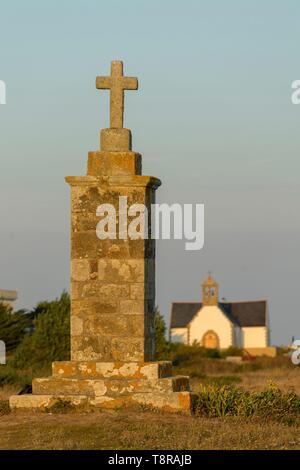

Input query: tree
[0,303,29,352]
[14,292,70,371]
[154,308,170,360]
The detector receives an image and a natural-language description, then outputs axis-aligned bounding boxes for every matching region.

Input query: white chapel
[170,275,274,356]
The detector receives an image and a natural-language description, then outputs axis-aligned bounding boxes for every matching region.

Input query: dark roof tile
[170,301,267,328]
[170,302,201,328]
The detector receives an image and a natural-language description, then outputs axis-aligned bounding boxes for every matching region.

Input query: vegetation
[0,400,10,416]
[0,404,300,449]
[0,303,30,352]
[154,308,170,360]
[13,291,70,371]
[0,292,70,388]
[1,297,300,449]
[195,383,300,420]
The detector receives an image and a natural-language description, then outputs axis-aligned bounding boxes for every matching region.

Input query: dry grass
[0,409,300,450]
[0,385,19,401]
[178,356,300,395]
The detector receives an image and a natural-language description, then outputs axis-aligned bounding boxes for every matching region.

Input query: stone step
[32,375,190,397]
[52,360,172,380]
[9,391,196,414]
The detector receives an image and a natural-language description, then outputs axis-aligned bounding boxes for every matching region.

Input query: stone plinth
[9,61,194,414]
[10,361,195,413]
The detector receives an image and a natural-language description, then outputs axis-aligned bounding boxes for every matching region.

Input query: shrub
[220,346,244,358]
[154,309,170,360]
[13,292,70,371]
[195,383,300,420]
[0,363,32,388]
[0,303,30,352]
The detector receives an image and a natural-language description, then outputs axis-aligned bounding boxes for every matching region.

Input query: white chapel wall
[242,326,268,348]
[170,327,188,344]
[189,306,234,349]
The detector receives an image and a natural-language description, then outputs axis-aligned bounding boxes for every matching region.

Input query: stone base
[9,361,195,414]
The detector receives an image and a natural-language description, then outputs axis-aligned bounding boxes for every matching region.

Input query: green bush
[195,384,300,420]
[0,363,32,388]
[13,292,70,371]
[0,303,30,352]
[220,346,244,358]
[154,309,170,360]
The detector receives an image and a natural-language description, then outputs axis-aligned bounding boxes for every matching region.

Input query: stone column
[66,142,160,363]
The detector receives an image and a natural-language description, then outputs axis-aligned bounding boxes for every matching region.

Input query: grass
[202,375,242,386]
[0,400,10,416]
[0,408,300,450]
[195,383,300,420]
[0,362,50,392]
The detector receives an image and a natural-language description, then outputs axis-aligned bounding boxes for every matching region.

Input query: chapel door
[202,330,220,349]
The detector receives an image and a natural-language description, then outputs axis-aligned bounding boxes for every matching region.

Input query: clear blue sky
[0,0,300,345]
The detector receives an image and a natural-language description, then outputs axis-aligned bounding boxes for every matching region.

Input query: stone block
[111,337,145,361]
[9,391,196,414]
[9,394,88,410]
[71,281,130,302]
[32,375,189,397]
[87,150,142,176]
[100,128,132,152]
[71,259,90,282]
[52,361,173,380]
[130,391,196,414]
[98,259,148,283]
[82,314,144,337]
[119,300,145,315]
[71,299,119,315]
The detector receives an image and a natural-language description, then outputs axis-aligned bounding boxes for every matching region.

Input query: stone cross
[96,60,138,129]
[9,60,194,414]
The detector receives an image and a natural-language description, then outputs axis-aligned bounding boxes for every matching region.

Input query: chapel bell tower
[202,274,219,306]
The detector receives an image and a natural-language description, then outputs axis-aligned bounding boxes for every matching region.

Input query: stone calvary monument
[10,61,194,412]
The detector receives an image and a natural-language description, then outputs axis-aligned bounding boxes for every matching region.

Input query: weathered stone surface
[71,335,145,362]
[9,394,88,409]
[100,129,132,153]
[98,259,153,283]
[71,335,111,361]
[72,299,119,315]
[111,337,145,361]
[88,150,142,177]
[10,391,196,414]
[130,391,196,414]
[71,234,155,260]
[32,375,189,397]
[72,281,130,301]
[96,61,138,130]
[81,314,145,337]
[52,361,173,380]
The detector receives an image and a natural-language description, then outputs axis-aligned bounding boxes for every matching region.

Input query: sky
[0,0,300,345]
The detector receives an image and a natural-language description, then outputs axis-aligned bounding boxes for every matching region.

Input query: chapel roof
[170,300,267,328]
